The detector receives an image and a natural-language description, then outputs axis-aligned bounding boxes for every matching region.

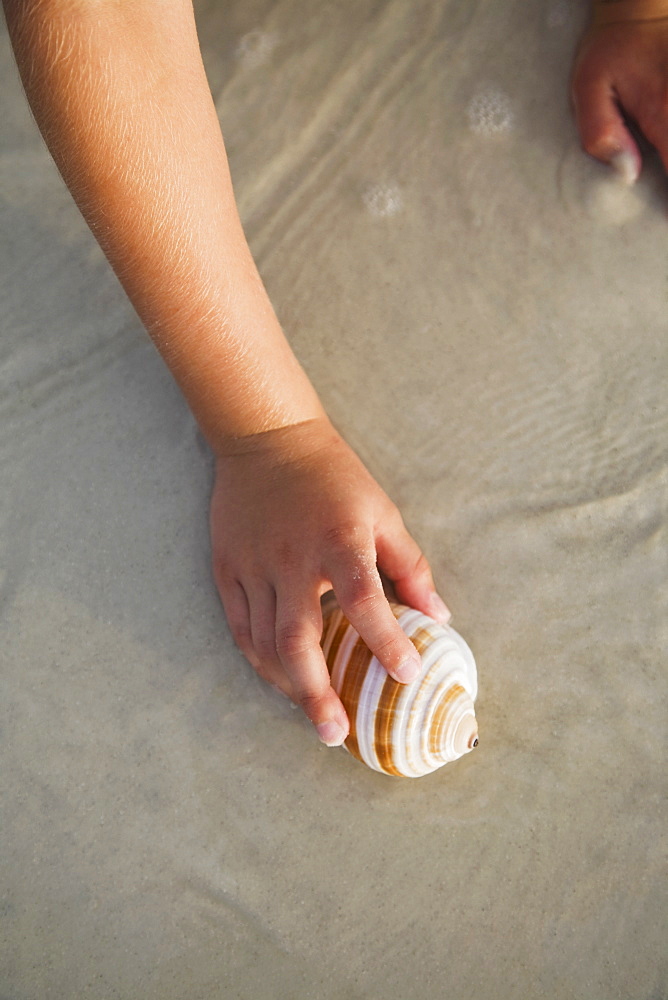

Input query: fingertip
[392,574,452,624]
[609,149,640,185]
[298,680,350,745]
[571,64,639,174]
[392,652,422,684]
[314,693,350,746]
[427,592,453,624]
[379,531,447,623]
[580,122,641,183]
[316,719,348,747]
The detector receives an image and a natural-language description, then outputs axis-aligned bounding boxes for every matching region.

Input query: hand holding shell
[321,598,478,777]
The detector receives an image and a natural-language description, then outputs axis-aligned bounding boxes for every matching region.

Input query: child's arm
[572,0,668,182]
[3,0,450,746]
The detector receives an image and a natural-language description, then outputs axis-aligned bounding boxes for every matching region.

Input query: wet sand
[1,2,666,997]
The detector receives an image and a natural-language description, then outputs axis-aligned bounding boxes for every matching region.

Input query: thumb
[375,518,451,624]
[572,62,642,183]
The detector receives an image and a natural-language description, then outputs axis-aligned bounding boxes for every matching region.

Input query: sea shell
[321,598,478,777]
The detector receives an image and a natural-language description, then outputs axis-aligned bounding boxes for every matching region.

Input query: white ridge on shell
[321,599,479,777]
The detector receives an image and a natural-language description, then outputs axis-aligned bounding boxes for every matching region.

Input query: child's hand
[4,0,452,754]
[572,15,668,182]
[210,417,451,746]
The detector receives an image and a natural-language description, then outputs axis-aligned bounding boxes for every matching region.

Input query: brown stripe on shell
[408,625,436,656]
[322,609,351,671]
[337,634,374,764]
[374,623,440,774]
[373,675,406,775]
[429,683,466,757]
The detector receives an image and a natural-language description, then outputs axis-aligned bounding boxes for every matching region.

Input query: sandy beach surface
[1,1,666,997]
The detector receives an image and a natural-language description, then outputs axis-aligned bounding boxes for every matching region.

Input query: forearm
[4,0,325,447]
[591,0,668,25]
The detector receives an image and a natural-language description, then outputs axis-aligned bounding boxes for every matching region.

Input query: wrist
[196,376,329,459]
[211,414,339,463]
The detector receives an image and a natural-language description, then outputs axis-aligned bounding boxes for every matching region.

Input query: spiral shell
[321,599,478,777]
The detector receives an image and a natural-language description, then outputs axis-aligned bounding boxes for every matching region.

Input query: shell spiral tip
[321,598,478,776]
[452,714,479,757]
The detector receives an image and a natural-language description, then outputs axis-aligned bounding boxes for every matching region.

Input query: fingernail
[316,721,347,747]
[610,151,638,186]
[429,593,452,624]
[394,654,421,684]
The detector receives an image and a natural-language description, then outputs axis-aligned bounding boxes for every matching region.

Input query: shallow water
[1,2,666,997]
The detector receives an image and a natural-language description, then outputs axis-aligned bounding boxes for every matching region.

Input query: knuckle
[275,622,317,660]
[296,689,329,722]
[345,585,381,618]
[274,541,300,574]
[411,553,435,589]
[254,634,278,664]
[323,522,365,557]
[373,630,405,664]
[410,551,431,577]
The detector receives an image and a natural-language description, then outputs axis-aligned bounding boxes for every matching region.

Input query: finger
[631,106,668,177]
[326,537,422,683]
[217,576,259,667]
[274,589,349,746]
[375,515,451,624]
[572,63,641,182]
[246,580,280,672]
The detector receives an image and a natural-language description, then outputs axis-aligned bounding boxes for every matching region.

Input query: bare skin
[573,0,668,182]
[3,0,667,748]
[3,0,445,748]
